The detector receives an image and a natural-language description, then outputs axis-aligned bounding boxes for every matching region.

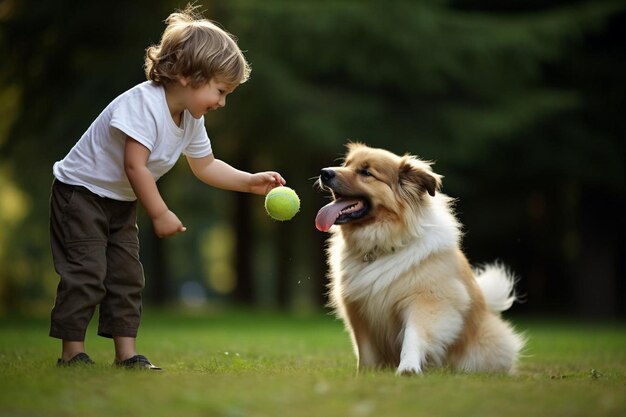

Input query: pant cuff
[49,326,86,341]
[98,327,139,339]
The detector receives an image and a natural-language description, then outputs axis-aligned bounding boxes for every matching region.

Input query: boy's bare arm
[124,137,186,237]
[187,154,285,195]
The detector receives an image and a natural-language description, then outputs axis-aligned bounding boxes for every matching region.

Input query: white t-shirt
[53,81,212,201]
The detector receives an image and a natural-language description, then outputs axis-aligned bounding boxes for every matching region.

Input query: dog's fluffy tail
[474,263,518,313]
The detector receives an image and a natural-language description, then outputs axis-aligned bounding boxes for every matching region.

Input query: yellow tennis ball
[265,186,300,221]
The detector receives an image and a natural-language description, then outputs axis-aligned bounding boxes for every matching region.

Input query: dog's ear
[399,157,441,197]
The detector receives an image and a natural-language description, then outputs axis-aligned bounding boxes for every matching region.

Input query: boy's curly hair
[145,4,250,87]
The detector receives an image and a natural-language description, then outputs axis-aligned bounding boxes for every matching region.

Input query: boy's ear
[177,75,191,87]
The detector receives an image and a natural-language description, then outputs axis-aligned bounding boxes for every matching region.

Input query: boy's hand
[249,171,286,195]
[152,210,187,238]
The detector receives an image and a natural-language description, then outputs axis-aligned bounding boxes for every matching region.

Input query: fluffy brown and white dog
[315,143,524,375]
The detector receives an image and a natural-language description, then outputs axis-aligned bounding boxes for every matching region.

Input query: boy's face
[181,78,237,119]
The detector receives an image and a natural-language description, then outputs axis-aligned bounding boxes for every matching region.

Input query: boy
[50,5,285,369]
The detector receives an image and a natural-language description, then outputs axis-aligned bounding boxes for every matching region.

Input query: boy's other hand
[153,210,187,238]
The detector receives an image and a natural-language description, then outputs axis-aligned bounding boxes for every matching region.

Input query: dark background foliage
[0,0,624,318]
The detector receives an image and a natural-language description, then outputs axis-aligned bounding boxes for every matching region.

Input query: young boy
[49,5,285,369]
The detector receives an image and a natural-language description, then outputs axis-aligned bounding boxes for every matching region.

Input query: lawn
[0,309,624,417]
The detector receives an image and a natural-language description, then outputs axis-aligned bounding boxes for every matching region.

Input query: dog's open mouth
[315,196,369,232]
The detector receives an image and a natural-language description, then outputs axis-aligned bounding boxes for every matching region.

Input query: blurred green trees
[0,0,624,317]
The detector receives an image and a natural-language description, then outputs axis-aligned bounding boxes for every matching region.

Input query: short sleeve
[183,116,213,158]
[109,89,158,151]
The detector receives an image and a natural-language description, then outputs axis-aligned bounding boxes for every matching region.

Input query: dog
[315,143,524,375]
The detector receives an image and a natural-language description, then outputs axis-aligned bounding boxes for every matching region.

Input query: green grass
[1,310,625,417]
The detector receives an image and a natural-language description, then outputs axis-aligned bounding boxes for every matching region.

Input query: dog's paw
[396,362,422,376]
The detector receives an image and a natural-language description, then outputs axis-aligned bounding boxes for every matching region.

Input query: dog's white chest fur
[329,195,461,302]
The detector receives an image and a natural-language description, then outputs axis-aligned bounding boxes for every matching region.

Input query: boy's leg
[98,200,145,357]
[61,341,87,361]
[113,336,161,370]
[49,180,108,359]
[99,201,160,370]
[113,336,137,362]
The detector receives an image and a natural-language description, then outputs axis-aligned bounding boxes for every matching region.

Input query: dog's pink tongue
[315,198,360,232]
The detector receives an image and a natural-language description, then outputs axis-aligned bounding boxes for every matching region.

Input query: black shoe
[114,354,162,371]
[57,352,95,367]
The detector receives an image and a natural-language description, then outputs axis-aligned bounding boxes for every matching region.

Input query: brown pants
[49,179,145,341]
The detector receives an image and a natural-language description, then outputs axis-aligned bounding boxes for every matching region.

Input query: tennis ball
[265,186,300,221]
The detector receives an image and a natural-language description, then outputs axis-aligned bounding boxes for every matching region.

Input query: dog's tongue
[315,198,361,232]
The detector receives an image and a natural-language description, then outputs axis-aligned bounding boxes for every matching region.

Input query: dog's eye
[359,169,373,177]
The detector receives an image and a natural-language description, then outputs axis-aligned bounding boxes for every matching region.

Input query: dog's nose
[320,168,335,184]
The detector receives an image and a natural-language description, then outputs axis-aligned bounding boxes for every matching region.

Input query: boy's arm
[124,137,186,237]
[187,154,285,195]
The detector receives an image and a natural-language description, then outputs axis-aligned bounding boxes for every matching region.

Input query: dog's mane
[327,192,461,302]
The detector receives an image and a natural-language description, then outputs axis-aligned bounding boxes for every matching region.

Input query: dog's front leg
[396,315,426,376]
[355,332,380,371]
[345,302,381,371]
